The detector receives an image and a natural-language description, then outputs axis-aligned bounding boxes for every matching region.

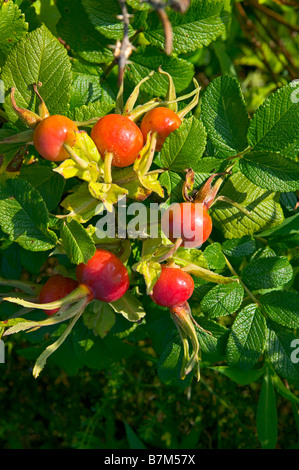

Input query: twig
[141,0,174,55]
[235,3,280,86]
[249,0,299,32]
[248,7,298,80]
[115,0,134,87]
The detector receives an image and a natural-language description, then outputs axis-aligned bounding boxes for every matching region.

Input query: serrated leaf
[69,98,115,123]
[157,331,193,389]
[226,304,267,370]
[267,321,299,386]
[0,0,28,65]
[0,178,57,251]
[210,172,284,239]
[203,243,226,270]
[200,282,244,318]
[248,83,299,153]
[239,152,299,192]
[82,0,134,40]
[260,291,299,328]
[144,0,230,54]
[242,256,293,290]
[222,236,256,258]
[195,317,229,362]
[159,171,184,203]
[256,366,278,449]
[2,24,72,126]
[125,46,194,97]
[158,117,207,172]
[19,163,65,211]
[60,219,96,265]
[56,0,113,64]
[201,75,249,156]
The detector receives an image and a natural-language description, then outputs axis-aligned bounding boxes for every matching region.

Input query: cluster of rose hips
[3,80,214,381]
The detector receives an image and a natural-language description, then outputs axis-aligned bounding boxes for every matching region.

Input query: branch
[115,0,134,87]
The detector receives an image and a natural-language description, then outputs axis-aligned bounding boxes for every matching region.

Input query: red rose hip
[151,266,194,308]
[33,115,79,162]
[39,274,78,316]
[140,107,182,152]
[76,249,130,303]
[161,202,212,249]
[90,114,144,167]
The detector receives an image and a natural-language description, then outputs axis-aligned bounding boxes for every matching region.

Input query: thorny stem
[116,0,134,87]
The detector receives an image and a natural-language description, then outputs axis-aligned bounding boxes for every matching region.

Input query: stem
[104,152,113,184]
[3,284,91,311]
[116,0,134,87]
[223,254,261,307]
[157,8,173,55]
[156,237,183,262]
[63,143,89,169]
[249,0,299,32]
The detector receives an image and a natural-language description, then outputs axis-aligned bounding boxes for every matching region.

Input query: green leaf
[239,152,299,192]
[60,219,96,264]
[271,370,299,406]
[256,366,278,449]
[109,292,146,322]
[210,172,284,239]
[159,171,184,203]
[210,365,264,385]
[125,46,194,97]
[60,183,100,223]
[226,304,267,370]
[201,75,249,156]
[157,331,193,389]
[242,256,293,290]
[0,178,57,251]
[173,249,235,285]
[82,0,134,40]
[248,83,299,153]
[33,310,83,378]
[203,243,226,270]
[257,212,299,238]
[69,93,115,122]
[0,0,28,65]
[124,422,147,450]
[19,163,65,211]
[56,0,113,64]
[69,69,102,109]
[83,301,116,338]
[222,236,256,258]
[195,317,229,362]
[144,0,231,54]
[2,24,72,126]
[158,117,207,172]
[260,291,299,328]
[266,321,299,386]
[200,282,244,318]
